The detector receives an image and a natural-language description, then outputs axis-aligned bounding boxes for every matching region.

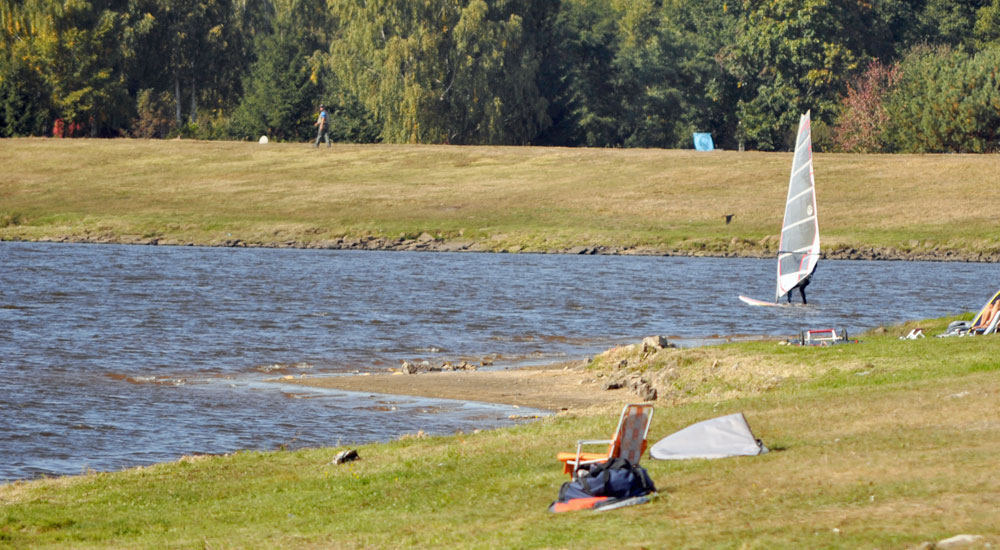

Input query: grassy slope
[2,138,1000,257]
[2,317,998,549]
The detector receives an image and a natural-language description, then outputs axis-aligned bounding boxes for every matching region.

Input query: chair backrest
[611,404,654,464]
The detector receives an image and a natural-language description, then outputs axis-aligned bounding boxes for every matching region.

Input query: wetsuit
[787,276,810,304]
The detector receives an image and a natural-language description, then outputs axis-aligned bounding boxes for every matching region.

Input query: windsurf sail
[775,111,820,302]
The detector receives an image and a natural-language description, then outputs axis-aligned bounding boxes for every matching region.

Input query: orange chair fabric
[557,404,654,476]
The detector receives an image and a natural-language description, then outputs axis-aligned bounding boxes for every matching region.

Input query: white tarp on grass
[650,413,768,460]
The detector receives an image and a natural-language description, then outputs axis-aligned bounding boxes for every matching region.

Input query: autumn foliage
[834,61,899,153]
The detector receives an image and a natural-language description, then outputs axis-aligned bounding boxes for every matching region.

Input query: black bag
[557,458,655,502]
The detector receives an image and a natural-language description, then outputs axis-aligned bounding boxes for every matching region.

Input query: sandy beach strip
[277,361,633,412]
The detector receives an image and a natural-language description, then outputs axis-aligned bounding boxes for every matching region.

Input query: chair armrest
[575,439,614,463]
[576,439,613,447]
[575,439,613,459]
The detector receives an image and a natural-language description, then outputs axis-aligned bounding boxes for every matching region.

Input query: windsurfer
[787,276,809,304]
[787,263,816,304]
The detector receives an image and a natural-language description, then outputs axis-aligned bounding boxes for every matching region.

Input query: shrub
[0,211,25,227]
[130,89,176,139]
[884,45,1000,153]
[0,56,54,137]
[833,60,899,153]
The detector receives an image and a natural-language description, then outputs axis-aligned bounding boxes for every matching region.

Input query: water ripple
[0,241,992,481]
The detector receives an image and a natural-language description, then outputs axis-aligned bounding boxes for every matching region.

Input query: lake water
[1,241,995,481]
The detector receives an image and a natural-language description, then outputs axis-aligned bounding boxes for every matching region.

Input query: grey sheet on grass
[650,413,768,460]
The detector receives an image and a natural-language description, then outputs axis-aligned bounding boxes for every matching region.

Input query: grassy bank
[2,317,998,549]
[2,138,1000,259]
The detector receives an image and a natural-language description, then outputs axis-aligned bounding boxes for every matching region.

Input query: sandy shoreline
[277,361,634,413]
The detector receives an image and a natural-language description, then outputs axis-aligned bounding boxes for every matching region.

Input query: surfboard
[738,295,812,307]
[738,295,786,307]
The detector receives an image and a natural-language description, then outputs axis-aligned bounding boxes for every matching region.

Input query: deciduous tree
[722,0,885,150]
[328,0,557,144]
[833,60,899,153]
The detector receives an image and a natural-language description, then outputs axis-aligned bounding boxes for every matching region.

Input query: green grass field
[3,139,999,548]
[2,138,1000,258]
[2,317,998,549]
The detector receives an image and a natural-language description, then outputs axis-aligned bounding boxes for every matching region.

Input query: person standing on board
[787,262,818,304]
[787,276,809,304]
[313,104,330,147]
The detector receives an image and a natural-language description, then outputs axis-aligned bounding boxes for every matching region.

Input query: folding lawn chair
[939,289,1000,337]
[965,289,1000,336]
[557,403,654,477]
[972,311,1000,335]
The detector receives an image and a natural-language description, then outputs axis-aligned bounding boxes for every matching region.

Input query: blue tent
[693,133,714,151]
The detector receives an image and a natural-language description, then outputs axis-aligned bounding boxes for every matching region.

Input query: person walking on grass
[314,104,330,147]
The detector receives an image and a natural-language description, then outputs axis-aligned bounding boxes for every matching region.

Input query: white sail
[775,111,820,302]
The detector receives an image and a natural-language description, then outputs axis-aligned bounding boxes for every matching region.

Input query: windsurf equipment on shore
[790,328,856,346]
[739,111,820,306]
[650,413,768,460]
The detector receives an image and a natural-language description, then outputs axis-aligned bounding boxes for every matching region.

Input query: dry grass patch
[589,339,872,403]
[3,139,1000,256]
[585,314,996,407]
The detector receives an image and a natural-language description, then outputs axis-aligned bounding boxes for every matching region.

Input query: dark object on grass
[548,458,656,513]
[333,449,359,464]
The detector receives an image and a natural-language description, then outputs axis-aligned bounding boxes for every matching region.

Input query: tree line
[3,0,1000,152]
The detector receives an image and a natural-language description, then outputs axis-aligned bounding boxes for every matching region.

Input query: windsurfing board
[739,295,794,307]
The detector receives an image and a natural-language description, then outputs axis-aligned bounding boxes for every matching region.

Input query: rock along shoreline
[26,232,1000,263]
